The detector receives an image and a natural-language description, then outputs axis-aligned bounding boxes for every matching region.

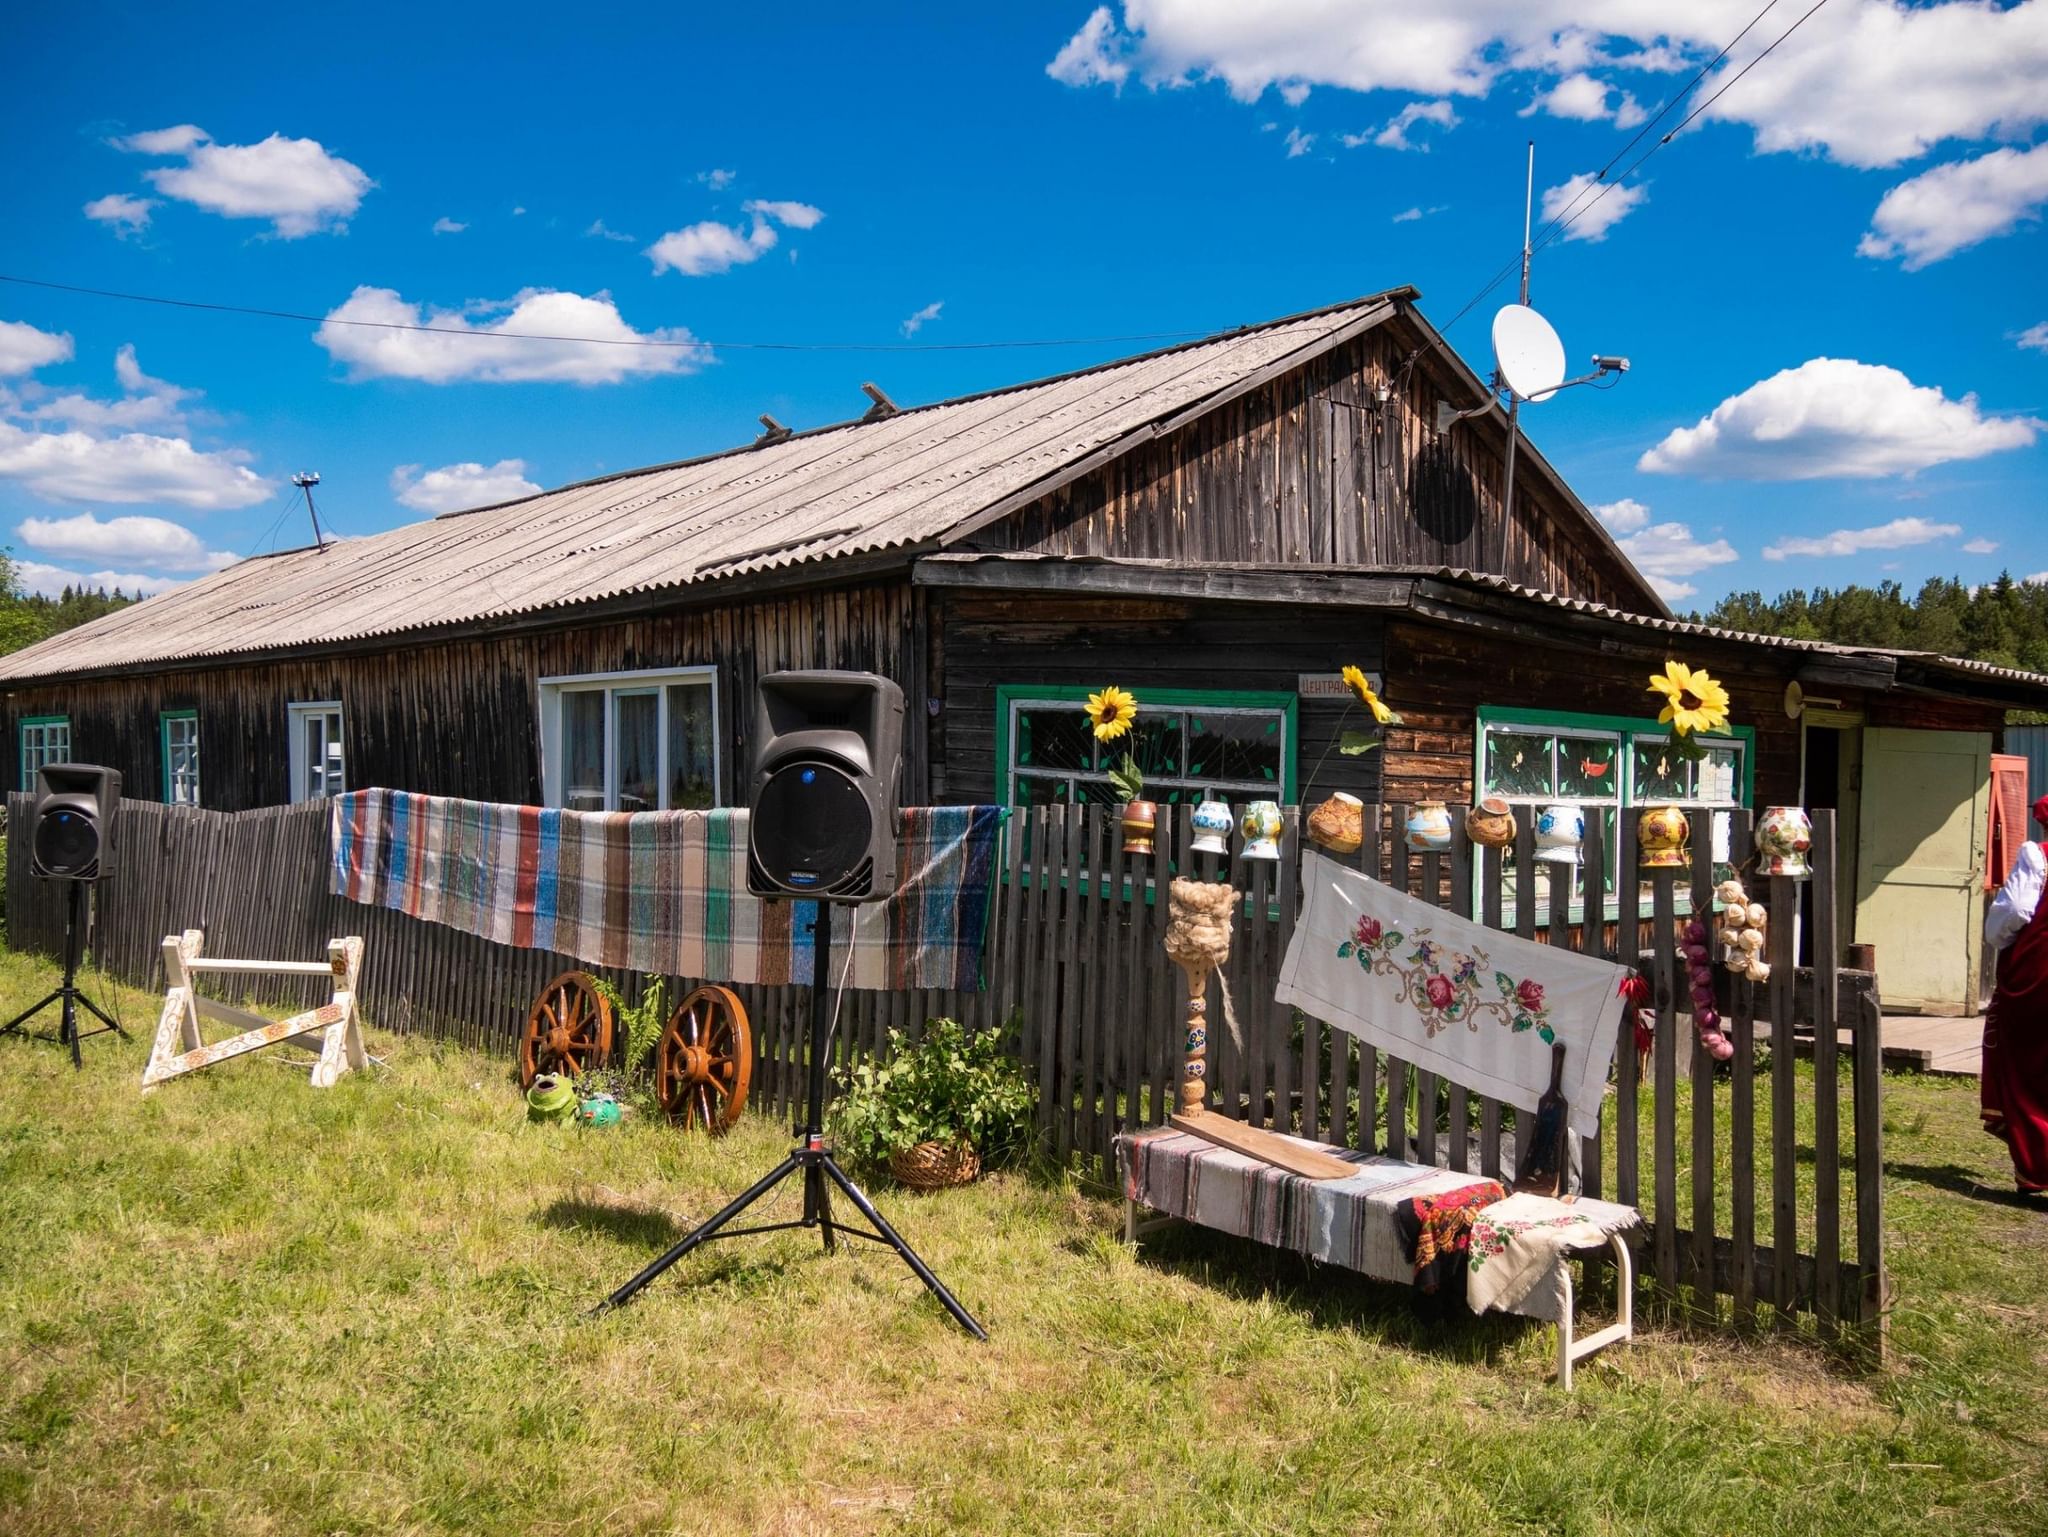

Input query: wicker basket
[888,1139,982,1190]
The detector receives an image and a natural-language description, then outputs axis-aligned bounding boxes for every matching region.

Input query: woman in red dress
[1984,794,2048,1196]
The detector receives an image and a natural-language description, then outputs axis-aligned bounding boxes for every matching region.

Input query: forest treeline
[1694,574,2048,675]
[0,553,137,656]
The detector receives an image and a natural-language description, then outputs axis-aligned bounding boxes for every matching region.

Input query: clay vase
[1306,792,1365,855]
[1756,805,1814,878]
[1189,798,1233,855]
[1464,795,1517,849]
[1120,798,1158,857]
[1404,799,1453,852]
[1533,802,1586,866]
[1638,804,1691,870]
[1238,800,1282,860]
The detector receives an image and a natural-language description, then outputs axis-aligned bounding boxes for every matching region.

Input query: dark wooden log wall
[977,315,1659,615]
[0,579,924,812]
[931,593,1385,806]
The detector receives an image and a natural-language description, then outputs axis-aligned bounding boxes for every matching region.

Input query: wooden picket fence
[3,792,1884,1343]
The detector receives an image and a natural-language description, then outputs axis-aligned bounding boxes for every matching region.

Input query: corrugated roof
[0,292,1404,683]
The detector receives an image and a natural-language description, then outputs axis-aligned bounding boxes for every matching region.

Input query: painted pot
[1533,802,1586,866]
[1120,798,1158,857]
[576,1093,622,1129]
[1306,792,1365,855]
[1404,799,1453,853]
[1189,798,1234,855]
[1239,800,1283,860]
[1638,804,1691,870]
[1756,805,1814,878]
[1464,795,1517,849]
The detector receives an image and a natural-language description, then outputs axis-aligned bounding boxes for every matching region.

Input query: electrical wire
[0,274,1211,355]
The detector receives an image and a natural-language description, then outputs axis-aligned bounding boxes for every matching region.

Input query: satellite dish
[1492,304,1566,402]
[1784,681,1805,720]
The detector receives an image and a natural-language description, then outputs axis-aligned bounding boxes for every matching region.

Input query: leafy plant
[832,1017,1036,1172]
[589,977,668,1077]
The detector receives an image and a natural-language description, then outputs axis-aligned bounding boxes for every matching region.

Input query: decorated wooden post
[1163,878,1234,1114]
[143,929,367,1090]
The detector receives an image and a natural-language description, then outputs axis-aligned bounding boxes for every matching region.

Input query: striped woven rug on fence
[330,789,1002,992]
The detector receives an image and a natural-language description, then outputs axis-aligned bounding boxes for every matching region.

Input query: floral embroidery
[1468,1212,1591,1274]
[1338,914,1557,1041]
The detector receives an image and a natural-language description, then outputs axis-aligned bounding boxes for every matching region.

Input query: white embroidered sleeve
[1987,841,2046,951]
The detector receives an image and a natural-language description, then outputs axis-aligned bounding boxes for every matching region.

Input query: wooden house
[3,289,2043,1014]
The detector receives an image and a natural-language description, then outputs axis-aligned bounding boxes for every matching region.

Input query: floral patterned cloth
[1277,852,1629,1135]
[1465,1191,1639,1316]
[1392,1179,1507,1293]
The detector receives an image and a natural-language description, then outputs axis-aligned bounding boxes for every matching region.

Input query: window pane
[1128,711,1185,781]
[563,692,606,811]
[1556,735,1620,801]
[1485,730,1555,799]
[614,691,658,812]
[1632,740,1693,802]
[1016,708,1095,774]
[666,684,715,809]
[322,714,346,796]
[1189,711,1281,788]
[1015,772,1071,805]
[1697,745,1741,805]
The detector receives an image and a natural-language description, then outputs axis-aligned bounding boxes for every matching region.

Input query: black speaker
[30,764,121,882]
[746,671,903,902]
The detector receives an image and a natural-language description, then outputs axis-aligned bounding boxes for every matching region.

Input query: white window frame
[288,701,346,803]
[19,716,70,790]
[162,711,201,807]
[537,666,721,812]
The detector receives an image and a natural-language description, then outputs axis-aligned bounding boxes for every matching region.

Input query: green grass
[0,948,2044,1536]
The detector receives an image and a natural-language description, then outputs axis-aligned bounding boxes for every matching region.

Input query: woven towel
[1466,1192,1637,1316]
[1277,851,1627,1135]
[331,790,1001,992]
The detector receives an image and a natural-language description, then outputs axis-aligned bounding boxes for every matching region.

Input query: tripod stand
[594,899,985,1337]
[1,880,128,1069]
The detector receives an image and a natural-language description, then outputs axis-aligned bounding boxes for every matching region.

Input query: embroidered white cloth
[1466,1192,1633,1316]
[1276,851,1628,1136]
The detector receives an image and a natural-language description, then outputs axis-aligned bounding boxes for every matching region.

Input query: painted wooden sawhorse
[142,930,367,1090]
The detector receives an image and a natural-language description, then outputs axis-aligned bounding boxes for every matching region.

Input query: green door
[1855,727,1991,1015]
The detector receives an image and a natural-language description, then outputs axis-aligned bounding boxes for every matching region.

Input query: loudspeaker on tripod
[746,670,903,902]
[30,764,121,882]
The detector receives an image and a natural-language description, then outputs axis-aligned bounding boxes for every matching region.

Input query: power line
[0,274,1210,354]
[1438,0,1818,334]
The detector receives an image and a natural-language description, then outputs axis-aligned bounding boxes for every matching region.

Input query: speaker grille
[33,808,103,880]
[748,759,876,897]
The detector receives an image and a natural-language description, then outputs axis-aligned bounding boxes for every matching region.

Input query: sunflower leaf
[1338,730,1383,757]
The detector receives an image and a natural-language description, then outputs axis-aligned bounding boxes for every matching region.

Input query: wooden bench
[1118,1126,1637,1388]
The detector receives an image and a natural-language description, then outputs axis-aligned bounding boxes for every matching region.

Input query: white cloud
[1762,516,1964,561]
[114,125,372,237]
[83,192,157,235]
[696,169,736,190]
[1588,498,1737,601]
[13,557,190,598]
[1858,143,2048,270]
[315,286,708,385]
[28,344,198,432]
[16,510,237,571]
[646,199,822,276]
[0,321,74,377]
[1047,6,1131,88]
[1278,80,1311,106]
[585,218,635,243]
[1962,537,2000,554]
[1640,358,2042,480]
[742,198,824,230]
[1539,170,1647,242]
[1283,126,1315,158]
[432,216,467,234]
[901,301,944,339]
[1351,98,1458,151]
[2018,323,2048,353]
[390,459,543,513]
[0,421,269,508]
[2029,572,2048,586]
[1392,205,1450,223]
[1045,4,2048,169]
[1522,72,1642,127]
[1591,497,1651,534]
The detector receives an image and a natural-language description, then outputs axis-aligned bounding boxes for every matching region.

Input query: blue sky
[2,1,2043,610]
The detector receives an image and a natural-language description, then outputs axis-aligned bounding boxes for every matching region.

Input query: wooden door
[1855,727,1991,1015]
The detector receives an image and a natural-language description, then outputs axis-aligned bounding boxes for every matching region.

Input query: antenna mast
[291,471,327,550]
[1500,141,1534,568]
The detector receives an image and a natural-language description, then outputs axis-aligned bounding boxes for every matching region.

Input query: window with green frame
[1475,705,1753,921]
[995,685,1297,807]
[161,710,200,806]
[19,715,69,790]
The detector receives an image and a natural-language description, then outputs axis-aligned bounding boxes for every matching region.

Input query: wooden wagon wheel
[655,984,753,1134]
[520,971,615,1088]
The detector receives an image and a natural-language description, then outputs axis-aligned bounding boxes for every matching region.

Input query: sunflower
[1342,664,1394,725]
[1646,660,1731,738]
[1084,685,1138,742]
